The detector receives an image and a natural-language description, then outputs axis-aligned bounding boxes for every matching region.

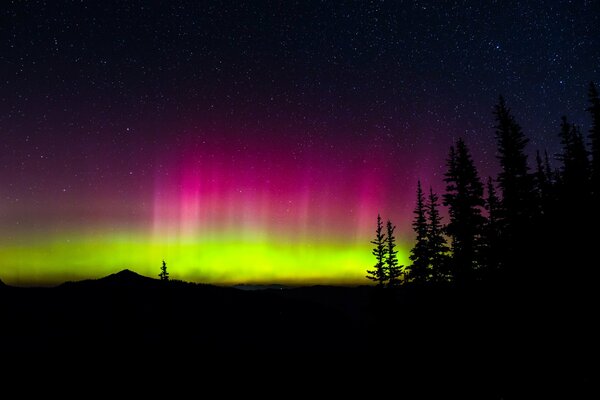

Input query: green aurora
[0,229,410,286]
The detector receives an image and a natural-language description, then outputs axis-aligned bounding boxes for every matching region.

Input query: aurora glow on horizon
[1,130,416,285]
[1,2,597,285]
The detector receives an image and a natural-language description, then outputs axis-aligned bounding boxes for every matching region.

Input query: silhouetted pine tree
[571,125,590,174]
[558,116,573,164]
[482,177,502,277]
[408,181,429,283]
[485,177,500,230]
[571,125,591,196]
[494,96,535,229]
[583,81,600,287]
[493,96,537,282]
[385,220,403,287]
[443,139,485,284]
[544,150,553,185]
[425,187,449,282]
[544,150,561,211]
[535,151,548,211]
[557,117,590,201]
[587,82,600,196]
[367,214,388,287]
[553,115,593,285]
[159,260,169,281]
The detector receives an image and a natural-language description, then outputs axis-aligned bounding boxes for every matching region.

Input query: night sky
[1,1,598,285]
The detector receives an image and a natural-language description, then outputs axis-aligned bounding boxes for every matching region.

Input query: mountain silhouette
[59,268,158,289]
[98,269,156,285]
[2,268,359,353]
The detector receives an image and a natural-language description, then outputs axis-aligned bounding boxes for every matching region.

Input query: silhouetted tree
[542,150,560,213]
[385,220,403,287]
[570,125,590,184]
[367,214,387,287]
[493,96,537,283]
[535,151,548,211]
[159,260,169,281]
[482,177,502,276]
[582,81,600,287]
[443,139,485,283]
[558,116,573,164]
[557,117,590,203]
[408,181,429,283]
[570,125,591,199]
[553,116,593,285]
[534,149,561,219]
[494,96,535,230]
[544,150,553,185]
[587,82,600,196]
[425,187,449,282]
[485,177,500,228]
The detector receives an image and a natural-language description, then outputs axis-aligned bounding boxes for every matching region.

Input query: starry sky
[1,1,598,285]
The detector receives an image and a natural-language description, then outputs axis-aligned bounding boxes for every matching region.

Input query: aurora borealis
[1,1,598,285]
[2,125,417,285]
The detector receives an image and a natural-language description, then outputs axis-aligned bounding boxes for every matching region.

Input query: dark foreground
[0,270,595,394]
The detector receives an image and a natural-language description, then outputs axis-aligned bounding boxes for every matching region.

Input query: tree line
[367,82,600,288]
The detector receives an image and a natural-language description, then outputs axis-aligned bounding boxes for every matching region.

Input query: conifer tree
[385,220,403,287]
[482,177,502,276]
[485,177,500,229]
[408,181,429,283]
[587,82,600,196]
[425,187,449,282]
[557,117,590,200]
[493,96,536,279]
[494,96,534,229]
[443,138,485,283]
[159,260,169,281]
[535,150,548,210]
[570,125,591,193]
[558,116,573,165]
[367,214,387,287]
[544,150,553,185]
